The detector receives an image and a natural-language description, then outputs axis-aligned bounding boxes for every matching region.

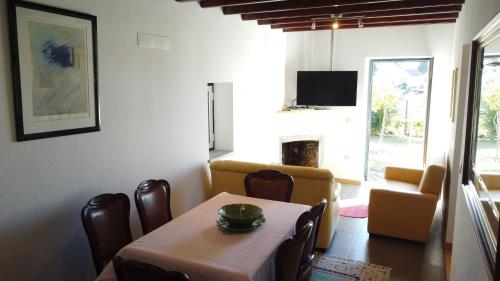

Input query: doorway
[207,82,234,160]
[364,58,433,181]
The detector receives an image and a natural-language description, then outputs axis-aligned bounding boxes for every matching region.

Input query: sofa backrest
[209,160,336,204]
[267,163,333,180]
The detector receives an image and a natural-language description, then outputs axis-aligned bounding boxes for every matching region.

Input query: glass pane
[474,42,500,240]
[476,55,500,173]
[367,60,430,181]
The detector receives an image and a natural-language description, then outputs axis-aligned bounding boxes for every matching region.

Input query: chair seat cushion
[374,179,419,194]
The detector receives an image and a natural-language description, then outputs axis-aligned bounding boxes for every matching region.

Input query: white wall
[213,83,234,151]
[281,24,454,180]
[0,0,286,280]
[446,0,500,244]
[450,185,492,281]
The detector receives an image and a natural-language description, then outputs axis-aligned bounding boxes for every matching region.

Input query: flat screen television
[297,71,358,106]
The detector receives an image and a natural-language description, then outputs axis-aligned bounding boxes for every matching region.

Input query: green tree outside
[484,88,500,157]
[371,89,399,145]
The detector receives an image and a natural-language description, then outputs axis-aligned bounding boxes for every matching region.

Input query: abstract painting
[8,1,99,141]
[29,21,89,117]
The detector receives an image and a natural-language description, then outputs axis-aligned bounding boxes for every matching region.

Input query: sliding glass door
[365,58,433,181]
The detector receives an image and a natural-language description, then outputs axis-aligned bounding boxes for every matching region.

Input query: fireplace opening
[282,140,320,168]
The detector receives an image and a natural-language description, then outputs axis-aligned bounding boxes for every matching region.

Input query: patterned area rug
[312,253,391,281]
[339,204,369,218]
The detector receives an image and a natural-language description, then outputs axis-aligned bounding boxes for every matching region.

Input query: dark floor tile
[349,249,369,261]
[329,184,446,281]
[352,232,370,250]
[327,245,351,259]
[327,230,359,258]
[336,217,367,233]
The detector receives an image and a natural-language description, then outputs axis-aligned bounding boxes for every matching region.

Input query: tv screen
[297,71,358,106]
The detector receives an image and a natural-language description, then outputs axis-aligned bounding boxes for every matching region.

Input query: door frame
[208,83,215,150]
[363,57,434,180]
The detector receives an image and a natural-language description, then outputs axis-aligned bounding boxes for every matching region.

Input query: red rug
[340,204,368,218]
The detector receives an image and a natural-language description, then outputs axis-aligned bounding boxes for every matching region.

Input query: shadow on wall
[0,164,211,281]
[168,163,212,216]
[0,193,95,281]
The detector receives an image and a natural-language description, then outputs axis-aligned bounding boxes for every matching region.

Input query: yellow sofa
[367,159,445,242]
[209,160,341,249]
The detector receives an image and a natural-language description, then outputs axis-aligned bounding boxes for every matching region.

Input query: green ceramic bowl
[218,204,263,228]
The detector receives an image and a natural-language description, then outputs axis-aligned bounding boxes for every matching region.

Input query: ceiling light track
[309,14,367,30]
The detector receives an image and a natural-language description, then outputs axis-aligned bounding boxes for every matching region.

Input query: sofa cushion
[375,179,419,193]
[418,165,445,195]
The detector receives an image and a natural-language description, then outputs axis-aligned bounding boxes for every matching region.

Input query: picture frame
[8,0,99,141]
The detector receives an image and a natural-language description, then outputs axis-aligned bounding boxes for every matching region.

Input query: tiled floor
[326,183,445,281]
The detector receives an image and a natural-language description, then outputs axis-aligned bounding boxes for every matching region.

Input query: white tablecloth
[96,192,309,281]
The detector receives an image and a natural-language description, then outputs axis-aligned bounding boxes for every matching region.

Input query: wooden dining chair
[244,169,294,202]
[275,221,313,281]
[81,193,132,274]
[113,256,189,281]
[295,199,327,281]
[135,179,173,234]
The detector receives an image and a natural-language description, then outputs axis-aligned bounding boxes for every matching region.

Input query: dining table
[96,192,310,281]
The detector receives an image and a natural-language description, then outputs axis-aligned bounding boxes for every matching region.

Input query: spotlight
[358,18,364,28]
[332,17,339,29]
[311,20,316,30]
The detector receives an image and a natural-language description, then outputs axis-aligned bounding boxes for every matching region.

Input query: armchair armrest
[384,166,423,185]
[368,188,438,242]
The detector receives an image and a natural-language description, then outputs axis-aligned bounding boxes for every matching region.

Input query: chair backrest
[296,199,327,264]
[81,193,132,274]
[244,169,294,202]
[113,256,189,281]
[135,179,173,234]
[275,221,313,281]
[418,164,445,195]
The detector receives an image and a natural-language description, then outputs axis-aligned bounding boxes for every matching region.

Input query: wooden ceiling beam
[282,18,456,32]
[241,0,464,20]
[271,12,458,29]
[200,0,284,8]
[257,5,462,25]
[200,0,400,8]
[225,0,403,14]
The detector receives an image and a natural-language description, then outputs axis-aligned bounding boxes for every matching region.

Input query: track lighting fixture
[332,15,339,29]
[311,20,316,30]
[358,17,364,28]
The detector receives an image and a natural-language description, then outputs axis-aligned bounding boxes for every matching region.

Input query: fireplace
[281,136,321,168]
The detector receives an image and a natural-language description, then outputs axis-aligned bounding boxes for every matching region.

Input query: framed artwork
[450,68,459,122]
[8,0,99,141]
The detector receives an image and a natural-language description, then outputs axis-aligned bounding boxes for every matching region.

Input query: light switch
[137,33,170,50]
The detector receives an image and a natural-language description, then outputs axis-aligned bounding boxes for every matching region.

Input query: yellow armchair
[368,161,445,242]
